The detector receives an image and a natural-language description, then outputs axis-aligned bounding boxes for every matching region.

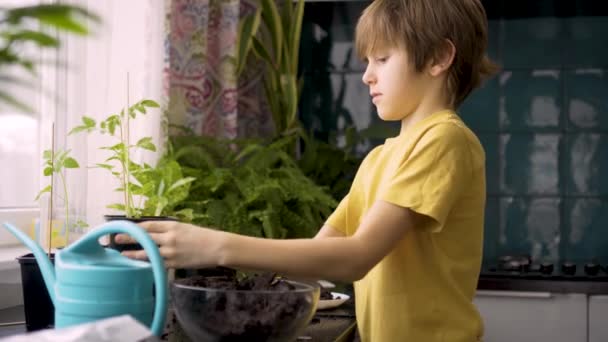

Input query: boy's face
[361,46,429,121]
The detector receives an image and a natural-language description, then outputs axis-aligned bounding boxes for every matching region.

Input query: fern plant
[170,133,337,239]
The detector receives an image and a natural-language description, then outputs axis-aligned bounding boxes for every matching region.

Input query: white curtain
[57,0,166,237]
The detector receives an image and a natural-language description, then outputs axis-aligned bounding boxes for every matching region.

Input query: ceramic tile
[478,133,499,195]
[565,69,608,131]
[500,134,561,195]
[565,133,608,196]
[483,196,500,261]
[499,70,562,131]
[498,197,561,262]
[487,19,500,65]
[563,17,608,68]
[563,198,608,262]
[502,18,563,69]
[459,76,500,132]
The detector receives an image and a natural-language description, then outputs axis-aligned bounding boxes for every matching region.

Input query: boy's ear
[428,39,456,77]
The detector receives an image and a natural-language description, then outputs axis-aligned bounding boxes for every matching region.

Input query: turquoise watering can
[2,220,167,336]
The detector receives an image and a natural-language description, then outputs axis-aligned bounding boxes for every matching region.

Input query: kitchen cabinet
[589,295,608,342]
[474,290,587,342]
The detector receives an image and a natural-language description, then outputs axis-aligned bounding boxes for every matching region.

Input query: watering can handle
[66,220,167,337]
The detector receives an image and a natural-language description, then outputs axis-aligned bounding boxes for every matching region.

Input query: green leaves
[135,137,156,152]
[4,4,101,35]
[68,116,96,135]
[236,7,262,76]
[0,4,100,112]
[250,0,305,138]
[69,98,187,219]
[170,134,338,239]
[41,148,80,175]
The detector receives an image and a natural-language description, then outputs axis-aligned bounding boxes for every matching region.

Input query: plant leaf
[95,163,113,170]
[7,4,101,35]
[63,157,79,168]
[106,203,126,211]
[166,177,196,194]
[290,0,305,74]
[135,137,156,151]
[251,37,274,67]
[236,8,262,76]
[260,0,283,67]
[0,90,34,113]
[140,99,159,108]
[34,185,52,201]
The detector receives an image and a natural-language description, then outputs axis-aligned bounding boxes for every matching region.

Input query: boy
[119,0,498,340]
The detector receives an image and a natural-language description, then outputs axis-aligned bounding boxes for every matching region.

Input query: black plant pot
[17,253,55,331]
[174,266,236,279]
[103,215,177,252]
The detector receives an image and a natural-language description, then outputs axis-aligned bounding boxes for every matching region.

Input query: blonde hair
[355,0,499,107]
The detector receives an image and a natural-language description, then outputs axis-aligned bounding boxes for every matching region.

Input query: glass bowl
[171,276,320,341]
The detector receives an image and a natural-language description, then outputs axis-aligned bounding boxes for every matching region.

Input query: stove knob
[585,263,600,276]
[562,262,577,275]
[540,262,554,275]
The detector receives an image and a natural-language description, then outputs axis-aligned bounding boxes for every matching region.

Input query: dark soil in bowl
[172,272,319,341]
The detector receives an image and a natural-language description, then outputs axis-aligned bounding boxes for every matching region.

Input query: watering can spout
[2,222,56,304]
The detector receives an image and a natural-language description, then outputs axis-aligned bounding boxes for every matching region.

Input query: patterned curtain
[164,0,272,139]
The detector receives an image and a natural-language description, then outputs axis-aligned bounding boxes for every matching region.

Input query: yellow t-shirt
[326,110,485,342]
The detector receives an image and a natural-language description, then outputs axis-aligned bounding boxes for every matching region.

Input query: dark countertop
[478,275,608,294]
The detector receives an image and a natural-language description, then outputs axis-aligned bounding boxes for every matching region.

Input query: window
[0,0,50,247]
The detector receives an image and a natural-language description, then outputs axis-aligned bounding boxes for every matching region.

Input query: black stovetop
[477,255,608,294]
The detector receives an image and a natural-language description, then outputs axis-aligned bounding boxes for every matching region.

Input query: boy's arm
[217,200,426,282]
[314,224,345,238]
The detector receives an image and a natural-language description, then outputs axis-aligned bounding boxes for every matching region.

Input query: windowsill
[0,246,29,310]
[0,246,30,272]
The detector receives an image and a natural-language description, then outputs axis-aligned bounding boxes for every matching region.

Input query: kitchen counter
[0,301,358,342]
[478,275,608,294]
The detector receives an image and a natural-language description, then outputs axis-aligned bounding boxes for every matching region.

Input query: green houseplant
[69,99,196,221]
[170,132,337,239]
[251,0,305,139]
[34,148,88,248]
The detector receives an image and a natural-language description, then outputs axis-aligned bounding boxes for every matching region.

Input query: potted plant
[69,99,196,250]
[17,147,88,332]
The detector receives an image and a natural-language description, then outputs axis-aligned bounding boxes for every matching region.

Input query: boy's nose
[362,67,375,85]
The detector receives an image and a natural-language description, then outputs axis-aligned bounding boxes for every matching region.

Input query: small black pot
[17,253,55,331]
[103,215,177,252]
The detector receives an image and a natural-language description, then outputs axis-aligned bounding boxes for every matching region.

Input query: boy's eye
[375,56,388,63]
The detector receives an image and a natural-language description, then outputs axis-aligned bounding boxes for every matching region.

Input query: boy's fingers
[114,233,135,244]
[122,250,148,261]
[138,221,171,233]
[115,232,168,248]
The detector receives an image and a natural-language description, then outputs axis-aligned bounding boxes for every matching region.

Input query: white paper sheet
[0,315,154,342]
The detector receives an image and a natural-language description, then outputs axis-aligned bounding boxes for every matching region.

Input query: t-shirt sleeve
[382,124,473,232]
[325,193,349,234]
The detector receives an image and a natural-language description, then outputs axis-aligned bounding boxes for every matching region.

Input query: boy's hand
[115,221,223,269]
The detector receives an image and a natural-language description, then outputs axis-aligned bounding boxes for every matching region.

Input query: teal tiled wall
[299,2,608,264]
